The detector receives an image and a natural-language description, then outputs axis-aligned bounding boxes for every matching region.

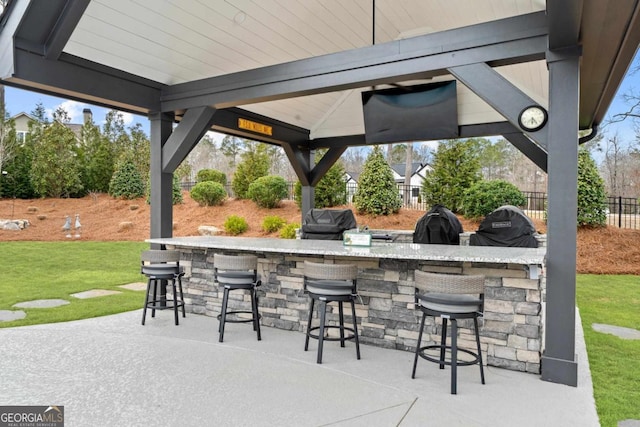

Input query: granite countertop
[147,236,546,265]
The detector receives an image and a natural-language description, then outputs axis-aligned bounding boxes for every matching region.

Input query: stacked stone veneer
[176,248,544,374]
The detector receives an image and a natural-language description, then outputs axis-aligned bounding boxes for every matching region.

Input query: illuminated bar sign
[238,118,272,136]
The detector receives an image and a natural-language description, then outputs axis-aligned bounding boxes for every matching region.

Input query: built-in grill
[301,209,357,240]
[470,205,538,248]
[413,204,463,245]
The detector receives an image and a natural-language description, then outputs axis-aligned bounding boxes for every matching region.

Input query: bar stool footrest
[146,300,185,311]
[217,310,262,323]
[307,325,356,342]
[418,344,480,367]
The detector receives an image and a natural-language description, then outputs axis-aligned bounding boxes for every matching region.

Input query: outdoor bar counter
[147,236,547,374]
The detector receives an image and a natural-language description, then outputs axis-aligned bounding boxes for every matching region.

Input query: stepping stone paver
[71,289,122,299]
[0,310,27,322]
[619,420,640,427]
[118,282,147,291]
[592,323,640,340]
[13,299,70,309]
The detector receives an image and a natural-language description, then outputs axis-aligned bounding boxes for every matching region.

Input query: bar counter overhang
[148,236,547,374]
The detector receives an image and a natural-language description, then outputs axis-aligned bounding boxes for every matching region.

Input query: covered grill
[470,205,538,248]
[301,209,357,240]
[413,204,463,245]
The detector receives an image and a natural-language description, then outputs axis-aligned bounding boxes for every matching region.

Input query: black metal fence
[181,181,640,229]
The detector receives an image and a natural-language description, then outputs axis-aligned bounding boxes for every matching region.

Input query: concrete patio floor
[0,310,598,426]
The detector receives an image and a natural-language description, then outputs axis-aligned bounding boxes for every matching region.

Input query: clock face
[519,106,547,132]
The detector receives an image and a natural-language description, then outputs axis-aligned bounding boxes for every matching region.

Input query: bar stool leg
[178,276,186,318]
[412,311,426,378]
[142,278,152,325]
[440,317,448,369]
[219,286,230,342]
[350,298,360,360]
[251,288,261,341]
[151,279,158,318]
[172,278,179,326]
[305,298,315,351]
[474,317,485,384]
[317,300,327,364]
[451,319,458,395]
[338,301,345,347]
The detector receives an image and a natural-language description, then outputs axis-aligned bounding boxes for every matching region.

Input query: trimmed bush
[280,223,300,239]
[353,146,402,215]
[247,175,288,208]
[262,215,287,233]
[462,180,526,219]
[224,215,248,235]
[196,169,226,185]
[577,149,607,227]
[109,159,145,199]
[190,181,227,206]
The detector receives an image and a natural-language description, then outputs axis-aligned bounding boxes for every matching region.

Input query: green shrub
[109,159,145,199]
[247,175,288,208]
[462,180,526,219]
[353,146,402,215]
[577,149,607,227]
[262,215,287,233]
[280,223,300,239]
[232,143,269,199]
[224,215,248,235]
[190,181,227,206]
[196,169,226,185]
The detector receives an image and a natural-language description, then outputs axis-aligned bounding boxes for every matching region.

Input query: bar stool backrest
[414,270,484,295]
[213,254,258,285]
[141,250,181,278]
[414,270,485,313]
[303,261,357,294]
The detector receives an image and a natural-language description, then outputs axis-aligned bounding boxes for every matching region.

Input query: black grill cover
[301,209,357,240]
[413,204,463,245]
[470,205,538,248]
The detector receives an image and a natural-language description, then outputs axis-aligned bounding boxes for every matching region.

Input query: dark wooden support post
[301,148,314,221]
[149,111,175,247]
[541,49,580,387]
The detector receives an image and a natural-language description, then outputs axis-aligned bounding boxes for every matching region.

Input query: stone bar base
[176,248,544,374]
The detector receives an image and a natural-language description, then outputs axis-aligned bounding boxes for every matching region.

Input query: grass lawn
[0,241,149,328]
[577,274,640,427]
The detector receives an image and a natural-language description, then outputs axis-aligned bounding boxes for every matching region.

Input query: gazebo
[1,0,638,387]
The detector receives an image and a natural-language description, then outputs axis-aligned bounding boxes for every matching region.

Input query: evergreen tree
[81,119,114,192]
[422,139,481,213]
[109,157,145,199]
[577,148,607,227]
[30,107,83,197]
[353,146,402,215]
[231,142,269,199]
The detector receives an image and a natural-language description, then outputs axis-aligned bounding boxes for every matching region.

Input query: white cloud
[49,100,88,123]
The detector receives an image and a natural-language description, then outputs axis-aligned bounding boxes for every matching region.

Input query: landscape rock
[198,225,221,236]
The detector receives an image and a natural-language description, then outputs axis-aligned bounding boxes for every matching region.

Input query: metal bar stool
[141,250,185,326]
[411,270,485,394]
[303,261,360,364]
[214,254,262,343]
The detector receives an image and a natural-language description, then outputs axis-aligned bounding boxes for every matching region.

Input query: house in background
[11,108,93,143]
[346,162,431,207]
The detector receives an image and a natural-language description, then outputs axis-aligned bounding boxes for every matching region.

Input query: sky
[3,53,639,155]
